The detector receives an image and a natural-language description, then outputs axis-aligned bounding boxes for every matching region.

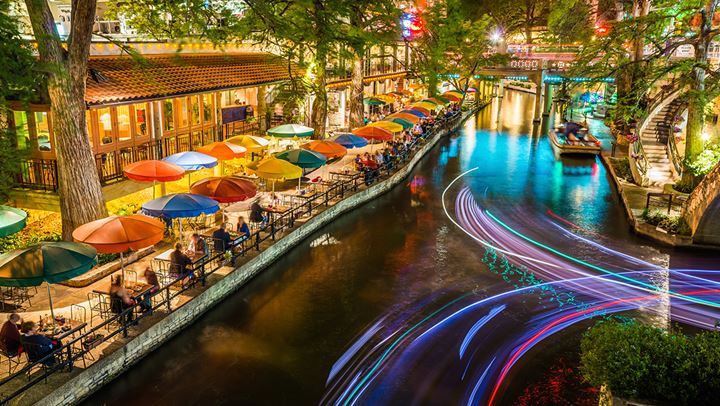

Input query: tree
[467,0,551,44]
[546,0,595,43]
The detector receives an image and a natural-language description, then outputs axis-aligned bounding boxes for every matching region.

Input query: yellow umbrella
[412,102,438,111]
[375,94,396,103]
[226,134,270,152]
[443,91,464,100]
[246,156,303,193]
[368,121,404,133]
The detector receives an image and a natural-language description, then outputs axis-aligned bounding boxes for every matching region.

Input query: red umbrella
[190,176,257,203]
[196,141,247,161]
[302,140,348,159]
[352,126,393,142]
[410,106,431,116]
[124,160,185,182]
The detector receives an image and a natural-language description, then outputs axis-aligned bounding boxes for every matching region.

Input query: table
[202,228,246,250]
[330,171,357,181]
[38,319,87,341]
[154,248,206,264]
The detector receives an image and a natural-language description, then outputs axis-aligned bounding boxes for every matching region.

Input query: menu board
[221,106,248,124]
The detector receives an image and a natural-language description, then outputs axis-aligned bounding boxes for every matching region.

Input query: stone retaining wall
[38,106,485,406]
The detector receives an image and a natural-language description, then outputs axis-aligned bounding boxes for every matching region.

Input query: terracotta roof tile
[85,53,297,106]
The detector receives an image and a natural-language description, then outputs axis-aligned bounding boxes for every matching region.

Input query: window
[178,97,189,128]
[134,103,148,137]
[13,111,30,150]
[86,110,93,149]
[117,105,131,142]
[35,112,51,151]
[203,95,213,123]
[163,100,174,132]
[98,108,113,145]
[191,96,200,125]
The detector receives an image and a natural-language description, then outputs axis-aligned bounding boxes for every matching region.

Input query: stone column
[257,85,268,133]
[533,70,545,123]
[543,83,553,116]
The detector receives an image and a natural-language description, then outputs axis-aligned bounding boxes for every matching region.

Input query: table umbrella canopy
[226,134,270,151]
[0,242,97,287]
[123,160,185,182]
[400,109,427,118]
[387,112,420,124]
[141,193,220,218]
[466,87,478,93]
[196,141,247,161]
[410,106,431,116]
[369,121,404,133]
[72,215,165,254]
[442,91,463,101]
[385,117,413,129]
[190,176,258,203]
[331,133,369,149]
[375,94,397,103]
[246,157,303,180]
[352,126,393,141]
[267,124,314,138]
[363,97,386,105]
[388,91,405,97]
[419,98,439,105]
[428,96,451,105]
[302,140,348,159]
[412,102,437,111]
[163,151,218,171]
[275,149,327,169]
[0,206,27,238]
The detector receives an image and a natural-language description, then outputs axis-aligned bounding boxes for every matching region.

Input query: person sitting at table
[375,151,384,165]
[236,216,251,241]
[186,233,206,257]
[250,201,268,225]
[170,242,194,284]
[110,274,136,324]
[0,313,23,356]
[139,267,160,313]
[212,223,232,252]
[20,321,58,366]
[354,155,364,171]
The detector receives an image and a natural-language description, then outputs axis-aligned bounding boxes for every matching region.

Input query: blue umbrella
[399,109,427,118]
[331,133,369,149]
[163,151,218,170]
[141,193,220,219]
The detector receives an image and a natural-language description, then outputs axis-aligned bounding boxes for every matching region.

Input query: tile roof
[85,52,297,106]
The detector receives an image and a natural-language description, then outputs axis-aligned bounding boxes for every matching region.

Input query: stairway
[640,98,684,187]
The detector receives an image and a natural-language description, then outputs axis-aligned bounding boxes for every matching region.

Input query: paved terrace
[0,102,484,405]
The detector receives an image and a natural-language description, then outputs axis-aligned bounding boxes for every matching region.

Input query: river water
[86,91,719,406]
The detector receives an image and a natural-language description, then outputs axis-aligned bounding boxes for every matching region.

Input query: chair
[124,270,138,287]
[87,292,111,326]
[0,346,25,375]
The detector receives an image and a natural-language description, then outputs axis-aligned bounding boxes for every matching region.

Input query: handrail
[0,100,483,404]
[667,103,687,178]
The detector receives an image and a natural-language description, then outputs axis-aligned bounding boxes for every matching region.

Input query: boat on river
[549,126,602,157]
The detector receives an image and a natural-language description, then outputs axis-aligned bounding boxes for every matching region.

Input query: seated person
[564,121,581,137]
[249,201,267,224]
[0,313,23,356]
[236,216,251,241]
[170,242,194,280]
[212,224,232,252]
[140,267,160,313]
[109,275,136,324]
[567,133,580,144]
[186,233,206,257]
[20,322,57,366]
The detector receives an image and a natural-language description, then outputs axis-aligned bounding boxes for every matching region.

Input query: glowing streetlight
[490,30,502,43]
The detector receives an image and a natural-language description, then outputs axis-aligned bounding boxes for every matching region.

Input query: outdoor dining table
[153,248,207,264]
[283,189,320,216]
[93,282,154,302]
[38,318,87,342]
[201,228,246,250]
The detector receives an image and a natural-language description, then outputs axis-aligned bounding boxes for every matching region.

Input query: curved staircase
[639,98,685,187]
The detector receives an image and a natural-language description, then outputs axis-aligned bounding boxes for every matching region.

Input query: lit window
[117,105,131,142]
[98,108,113,145]
[134,103,148,137]
[191,96,200,125]
[13,111,29,150]
[203,95,213,123]
[35,112,52,151]
[178,97,189,128]
[163,100,174,132]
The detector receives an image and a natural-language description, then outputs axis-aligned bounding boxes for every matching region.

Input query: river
[85,91,719,406]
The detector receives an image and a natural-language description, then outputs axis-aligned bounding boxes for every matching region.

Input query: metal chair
[124,270,138,287]
[87,292,111,326]
[0,346,25,375]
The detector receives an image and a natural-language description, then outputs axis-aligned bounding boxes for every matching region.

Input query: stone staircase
[640,98,685,187]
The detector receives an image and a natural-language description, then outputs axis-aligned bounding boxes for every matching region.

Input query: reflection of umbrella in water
[0,206,27,238]
[73,215,164,282]
[0,242,97,323]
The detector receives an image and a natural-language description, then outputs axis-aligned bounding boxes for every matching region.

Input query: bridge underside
[694,197,720,246]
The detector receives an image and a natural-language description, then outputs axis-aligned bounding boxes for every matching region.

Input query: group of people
[0,313,62,366]
[559,119,601,146]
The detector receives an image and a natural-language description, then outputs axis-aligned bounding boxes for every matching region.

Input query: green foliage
[610,157,634,182]
[0,213,61,253]
[580,319,720,405]
[673,179,696,193]
[465,0,549,43]
[684,144,720,176]
[641,209,691,235]
[545,0,593,43]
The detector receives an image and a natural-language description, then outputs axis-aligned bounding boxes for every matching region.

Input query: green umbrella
[267,124,314,138]
[0,242,97,322]
[385,117,413,129]
[419,98,440,105]
[363,97,386,106]
[275,149,327,169]
[0,206,27,238]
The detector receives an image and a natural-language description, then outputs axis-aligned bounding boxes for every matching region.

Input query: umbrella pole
[46,284,56,328]
[120,252,125,284]
[153,180,156,199]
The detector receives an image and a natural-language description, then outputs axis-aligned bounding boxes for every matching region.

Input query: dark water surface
[85,92,717,406]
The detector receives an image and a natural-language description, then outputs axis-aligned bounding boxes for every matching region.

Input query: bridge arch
[683,162,720,245]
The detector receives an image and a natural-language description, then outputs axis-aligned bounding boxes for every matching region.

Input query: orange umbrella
[196,141,247,160]
[302,140,348,159]
[387,112,420,124]
[352,126,393,142]
[190,176,257,203]
[124,160,185,182]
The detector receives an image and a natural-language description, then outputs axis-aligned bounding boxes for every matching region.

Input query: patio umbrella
[375,95,396,103]
[267,124,314,138]
[387,113,420,124]
[368,121,404,133]
[190,176,257,203]
[388,91,405,97]
[0,242,97,322]
[226,134,270,152]
[442,91,464,101]
[331,133,368,149]
[466,87,478,93]
[400,109,427,118]
[123,160,185,198]
[0,206,27,238]
[247,157,302,193]
[428,96,451,105]
[196,141,247,161]
[163,151,218,171]
[412,102,437,111]
[363,97,386,106]
[275,149,327,169]
[399,89,413,96]
[384,117,413,129]
[352,126,393,142]
[410,106,431,117]
[141,193,220,242]
[419,98,439,105]
[302,140,348,159]
[72,215,164,282]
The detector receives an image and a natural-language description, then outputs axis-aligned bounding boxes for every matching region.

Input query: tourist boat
[549,128,602,157]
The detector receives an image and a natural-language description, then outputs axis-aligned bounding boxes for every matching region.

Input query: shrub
[610,157,634,182]
[0,212,62,253]
[673,180,695,194]
[685,144,720,176]
[641,209,690,235]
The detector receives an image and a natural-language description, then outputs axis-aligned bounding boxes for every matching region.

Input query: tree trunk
[349,56,365,129]
[25,0,107,240]
[257,85,268,133]
[525,25,533,44]
[427,71,439,97]
[310,50,328,139]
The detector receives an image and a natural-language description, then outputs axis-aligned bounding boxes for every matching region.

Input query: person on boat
[564,121,581,138]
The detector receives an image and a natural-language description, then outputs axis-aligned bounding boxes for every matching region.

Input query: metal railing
[95,140,163,184]
[0,103,481,404]
[14,159,59,192]
[667,103,687,178]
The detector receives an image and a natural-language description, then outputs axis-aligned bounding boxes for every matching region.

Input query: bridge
[683,163,720,245]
